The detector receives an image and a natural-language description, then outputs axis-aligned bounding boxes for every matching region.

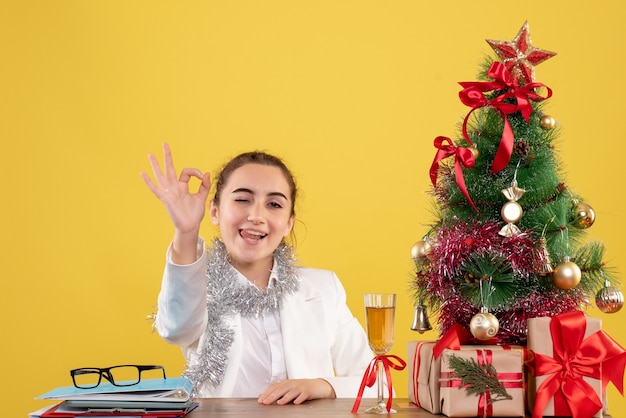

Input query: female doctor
[141,143,375,405]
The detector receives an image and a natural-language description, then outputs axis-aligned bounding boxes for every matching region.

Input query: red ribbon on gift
[458,61,552,174]
[429,136,478,213]
[411,341,429,407]
[351,354,407,413]
[531,311,626,418]
[440,349,523,417]
[433,323,498,360]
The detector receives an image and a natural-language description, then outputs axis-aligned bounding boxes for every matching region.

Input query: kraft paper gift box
[439,347,525,418]
[527,312,605,418]
[408,340,526,416]
[408,341,441,414]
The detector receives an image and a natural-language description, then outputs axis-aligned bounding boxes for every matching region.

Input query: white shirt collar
[234,256,279,290]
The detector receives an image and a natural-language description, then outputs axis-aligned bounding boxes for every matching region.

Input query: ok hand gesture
[140,143,211,263]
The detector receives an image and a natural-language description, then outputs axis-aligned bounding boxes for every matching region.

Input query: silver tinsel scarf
[183,238,300,395]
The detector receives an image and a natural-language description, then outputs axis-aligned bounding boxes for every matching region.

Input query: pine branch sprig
[446,354,513,403]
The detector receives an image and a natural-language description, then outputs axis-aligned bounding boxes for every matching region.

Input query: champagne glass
[364,293,396,414]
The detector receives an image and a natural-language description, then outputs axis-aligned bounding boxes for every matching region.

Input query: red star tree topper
[486,21,556,84]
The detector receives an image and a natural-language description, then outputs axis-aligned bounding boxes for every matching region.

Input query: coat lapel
[280,282,335,378]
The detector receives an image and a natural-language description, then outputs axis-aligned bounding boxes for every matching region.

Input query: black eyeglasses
[70,365,166,389]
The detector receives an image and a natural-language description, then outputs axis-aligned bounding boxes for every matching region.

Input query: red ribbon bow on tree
[351,355,406,413]
[458,61,552,174]
[430,136,478,212]
[532,311,626,418]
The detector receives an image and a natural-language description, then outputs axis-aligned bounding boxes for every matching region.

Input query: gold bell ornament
[410,300,432,333]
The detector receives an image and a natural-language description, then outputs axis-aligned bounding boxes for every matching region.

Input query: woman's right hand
[141,143,211,263]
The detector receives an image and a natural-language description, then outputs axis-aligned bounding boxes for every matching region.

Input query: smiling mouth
[240,229,268,240]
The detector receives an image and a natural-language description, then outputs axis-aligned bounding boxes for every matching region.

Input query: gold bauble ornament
[596,281,624,313]
[540,115,556,130]
[469,308,499,340]
[411,240,431,260]
[553,257,581,289]
[572,202,596,229]
[470,147,479,161]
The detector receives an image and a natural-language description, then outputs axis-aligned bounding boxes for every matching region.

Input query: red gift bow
[351,354,407,413]
[458,61,552,174]
[433,323,498,360]
[531,311,626,418]
[440,349,523,417]
[429,136,478,213]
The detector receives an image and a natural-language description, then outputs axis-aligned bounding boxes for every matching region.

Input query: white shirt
[231,268,287,397]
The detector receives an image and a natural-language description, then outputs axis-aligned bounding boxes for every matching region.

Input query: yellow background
[3,1,626,416]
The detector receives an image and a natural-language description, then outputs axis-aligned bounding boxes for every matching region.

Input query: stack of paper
[31,377,197,418]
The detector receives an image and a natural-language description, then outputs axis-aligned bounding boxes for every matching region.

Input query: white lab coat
[156,240,377,398]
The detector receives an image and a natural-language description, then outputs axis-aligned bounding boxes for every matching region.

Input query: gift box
[408,339,526,416]
[526,311,626,418]
[439,347,525,417]
[527,312,607,418]
[407,341,441,414]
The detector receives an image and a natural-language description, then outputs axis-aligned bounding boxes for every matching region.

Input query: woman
[141,143,375,404]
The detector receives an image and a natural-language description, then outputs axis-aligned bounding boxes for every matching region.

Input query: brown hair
[212,151,298,216]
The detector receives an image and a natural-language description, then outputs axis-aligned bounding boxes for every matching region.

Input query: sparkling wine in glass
[364,293,396,414]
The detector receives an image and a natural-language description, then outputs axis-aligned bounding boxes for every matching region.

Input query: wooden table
[187,398,437,417]
[186,398,612,417]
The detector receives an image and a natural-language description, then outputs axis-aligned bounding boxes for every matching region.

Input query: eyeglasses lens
[107,365,142,386]
[72,368,102,389]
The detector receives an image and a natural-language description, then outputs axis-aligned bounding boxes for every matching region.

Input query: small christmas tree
[412,21,624,345]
